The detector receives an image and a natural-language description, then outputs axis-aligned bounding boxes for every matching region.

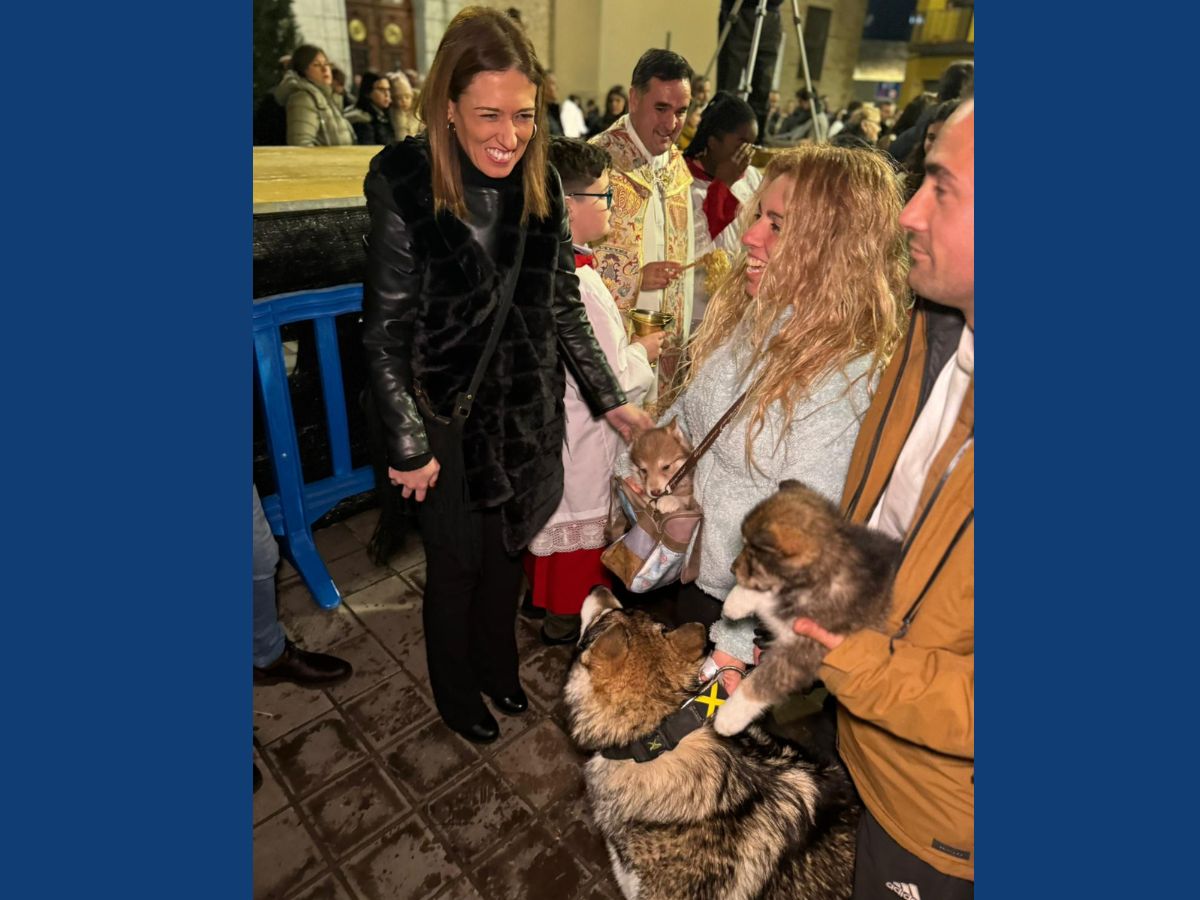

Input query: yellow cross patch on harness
[693,682,725,718]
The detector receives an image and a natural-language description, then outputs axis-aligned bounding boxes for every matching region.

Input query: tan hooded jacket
[820,302,974,880]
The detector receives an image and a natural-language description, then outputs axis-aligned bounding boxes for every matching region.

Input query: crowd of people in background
[252,33,973,219]
[253,45,430,147]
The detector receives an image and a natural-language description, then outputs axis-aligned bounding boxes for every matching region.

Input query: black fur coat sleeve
[361,148,431,471]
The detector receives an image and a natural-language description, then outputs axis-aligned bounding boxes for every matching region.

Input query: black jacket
[361,136,627,552]
[352,107,396,146]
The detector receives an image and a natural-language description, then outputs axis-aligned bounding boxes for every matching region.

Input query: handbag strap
[664,384,753,493]
[450,227,528,422]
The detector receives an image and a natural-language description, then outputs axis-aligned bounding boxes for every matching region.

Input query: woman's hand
[631,329,668,364]
[639,261,683,291]
[713,141,754,187]
[712,649,748,694]
[792,617,845,651]
[604,403,654,443]
[388,458,441,502]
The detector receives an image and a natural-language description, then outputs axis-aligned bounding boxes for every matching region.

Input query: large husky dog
[566,587,859,900]
[714,480,901,737]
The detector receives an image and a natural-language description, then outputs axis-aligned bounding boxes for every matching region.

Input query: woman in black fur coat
[361,7,651,744]
[349,71,396,145]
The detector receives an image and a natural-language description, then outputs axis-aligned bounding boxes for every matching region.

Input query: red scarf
[686,157,740,241]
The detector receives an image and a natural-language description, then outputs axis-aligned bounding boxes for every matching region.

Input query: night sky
[862,0,919,41]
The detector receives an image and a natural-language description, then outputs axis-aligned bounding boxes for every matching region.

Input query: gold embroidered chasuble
[589,116,694,401]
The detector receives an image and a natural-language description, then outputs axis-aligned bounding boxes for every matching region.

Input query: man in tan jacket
[794,96,975,898]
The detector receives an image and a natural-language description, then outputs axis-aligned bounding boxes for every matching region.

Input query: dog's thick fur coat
[566,587,860,900]
[714,480,901,736]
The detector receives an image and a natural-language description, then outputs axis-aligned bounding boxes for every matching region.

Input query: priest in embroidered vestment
[590,49,695,403]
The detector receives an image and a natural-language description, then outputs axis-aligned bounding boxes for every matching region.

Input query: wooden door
[346,0,416,78]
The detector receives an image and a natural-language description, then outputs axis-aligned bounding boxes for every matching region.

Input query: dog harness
[598,673,734,763]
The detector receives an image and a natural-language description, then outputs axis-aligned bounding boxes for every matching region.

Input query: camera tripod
[702,0,828,143]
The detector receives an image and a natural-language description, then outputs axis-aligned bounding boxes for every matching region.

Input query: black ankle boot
[488,687,528,716]
[449,710,501,744]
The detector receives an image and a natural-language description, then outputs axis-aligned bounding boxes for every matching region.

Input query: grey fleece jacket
[632,321,875,662]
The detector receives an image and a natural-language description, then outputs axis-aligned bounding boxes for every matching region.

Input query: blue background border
[6,4,249,897]
[983,5,1197,898]
[7,2,1196,897]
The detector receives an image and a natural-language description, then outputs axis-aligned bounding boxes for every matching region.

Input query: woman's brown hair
[684,144,911,461]
[419,6,550,222]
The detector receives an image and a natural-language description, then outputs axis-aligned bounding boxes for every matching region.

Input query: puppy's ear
[771,522,821,573]
[590,626,629,666]
[670,418,695,452]
[668,622,708,662]
[581,586,621,633]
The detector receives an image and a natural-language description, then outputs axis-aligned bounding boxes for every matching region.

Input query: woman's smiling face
[449,68,538,178]
[741,174,795,297]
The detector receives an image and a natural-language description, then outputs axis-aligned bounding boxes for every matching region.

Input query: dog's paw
[722,584,775,621]
[655,495,683,514]
[713,692,762,736]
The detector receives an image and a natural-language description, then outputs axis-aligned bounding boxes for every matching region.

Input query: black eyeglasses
[567,189,614,209]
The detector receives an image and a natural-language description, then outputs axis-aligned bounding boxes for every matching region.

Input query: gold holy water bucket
[750,144,794,168]
[629,309,675,336]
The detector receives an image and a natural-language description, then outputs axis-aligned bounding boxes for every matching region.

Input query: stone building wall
[472,0,554,68]
[778,0,868,110]
[292,0,356,80]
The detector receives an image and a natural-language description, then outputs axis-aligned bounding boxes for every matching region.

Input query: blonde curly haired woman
[645,144,910,684]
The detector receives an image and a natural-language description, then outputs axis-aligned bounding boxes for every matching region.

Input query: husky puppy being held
[714,480,901,736]
[628,418,695,514]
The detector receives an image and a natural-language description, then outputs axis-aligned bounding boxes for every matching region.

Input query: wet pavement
[253,508,625,900]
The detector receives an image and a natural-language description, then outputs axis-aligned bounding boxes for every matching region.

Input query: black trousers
[610,580,724,632]
[419,507,523,730]
[674,582,725,630]
[717,3,783,132]
[852,809,974,900]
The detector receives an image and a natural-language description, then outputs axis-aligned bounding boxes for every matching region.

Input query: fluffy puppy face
[565,588,708,749]
[629,418,693,498]
[724,481,842,624]
[731,481,841,588]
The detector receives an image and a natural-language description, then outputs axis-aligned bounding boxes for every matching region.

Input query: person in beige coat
[273,45,355,147]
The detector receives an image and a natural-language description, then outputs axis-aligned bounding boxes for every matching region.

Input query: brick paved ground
[253,508,624,900]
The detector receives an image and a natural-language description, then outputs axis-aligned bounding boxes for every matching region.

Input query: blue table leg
[280,530,343,610]
[254,309,344,609]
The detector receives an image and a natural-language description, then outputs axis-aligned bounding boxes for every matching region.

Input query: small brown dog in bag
[627,418,696,514]
[602,420,702,592]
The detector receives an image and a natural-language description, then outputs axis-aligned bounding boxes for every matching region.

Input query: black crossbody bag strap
[449,228,528,423]
[663,377,764,494]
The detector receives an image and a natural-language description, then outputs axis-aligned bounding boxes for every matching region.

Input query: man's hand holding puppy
[792,618,845,651]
